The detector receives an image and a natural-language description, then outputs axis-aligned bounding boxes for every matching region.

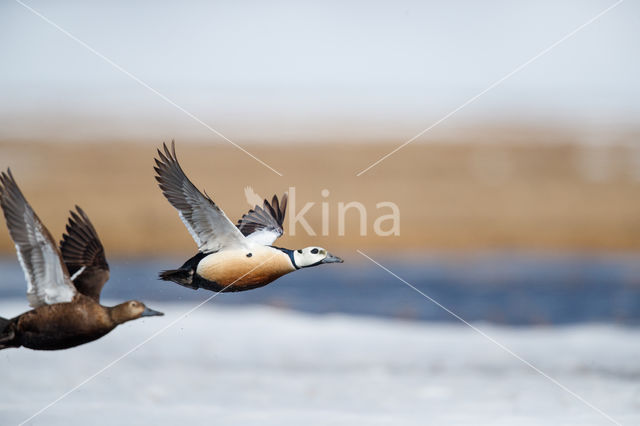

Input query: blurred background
[0,0,638,324]
[1,1,640,423]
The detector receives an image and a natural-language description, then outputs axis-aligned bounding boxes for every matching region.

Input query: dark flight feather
[60,206,109,302]
[236,193,288,244]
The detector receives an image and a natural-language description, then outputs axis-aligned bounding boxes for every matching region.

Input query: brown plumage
[0,169,163,351]
[0,296,160,351]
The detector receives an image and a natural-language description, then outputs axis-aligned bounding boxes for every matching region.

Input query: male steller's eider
[0,170,163,351]
[154,141,343,293]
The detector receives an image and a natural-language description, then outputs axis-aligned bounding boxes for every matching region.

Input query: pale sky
[1,0,638,143]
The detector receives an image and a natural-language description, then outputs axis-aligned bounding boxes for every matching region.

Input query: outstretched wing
[60,206,110,302]
[0,169,76,308]
[236,194,287,246]
[154,141,248,253]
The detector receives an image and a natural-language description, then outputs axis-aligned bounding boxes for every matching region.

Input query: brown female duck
[0,169,163,351]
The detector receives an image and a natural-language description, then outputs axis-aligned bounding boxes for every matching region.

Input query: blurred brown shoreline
[0,136,639,256]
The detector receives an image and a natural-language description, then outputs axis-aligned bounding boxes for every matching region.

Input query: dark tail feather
[158,269,198,290]
[0,317,15,350]
[0,316,9,332]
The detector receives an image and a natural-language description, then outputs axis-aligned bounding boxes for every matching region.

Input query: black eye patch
[297,249,302,254]
[311,248,319,254]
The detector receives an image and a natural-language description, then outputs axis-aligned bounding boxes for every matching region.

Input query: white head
[293,246,343,268]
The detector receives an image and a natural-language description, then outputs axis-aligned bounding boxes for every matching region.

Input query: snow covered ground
[1,301,639,425]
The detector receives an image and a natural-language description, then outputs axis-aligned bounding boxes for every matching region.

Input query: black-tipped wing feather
[0,169,76,308]
[237,194,287,245]
[60,206,109,302]
[154,141,248,253]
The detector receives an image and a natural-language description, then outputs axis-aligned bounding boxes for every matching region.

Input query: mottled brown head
[110,300,164,324]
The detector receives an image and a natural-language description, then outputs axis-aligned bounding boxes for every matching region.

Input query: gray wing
[237,194,287,246]
[60,206,110,302]
[154,141,248,253]
[0,169,76,308]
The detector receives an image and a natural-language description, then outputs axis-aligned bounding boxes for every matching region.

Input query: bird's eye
[311,248,319,254]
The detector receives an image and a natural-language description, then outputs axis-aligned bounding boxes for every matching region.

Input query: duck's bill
[322,253,344,264]
[141,307,164,317]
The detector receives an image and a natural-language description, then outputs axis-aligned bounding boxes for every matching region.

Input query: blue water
[1,252,639,325]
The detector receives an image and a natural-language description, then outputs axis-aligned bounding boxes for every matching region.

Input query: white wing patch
[19,216,76,308]
[178,211,205,249]
[0,169,77,309]
[244,229,282,246]
[70,265,87,282]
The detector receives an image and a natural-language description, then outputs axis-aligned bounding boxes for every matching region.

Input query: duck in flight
[154,141,343,293]
[0,170,163,351]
